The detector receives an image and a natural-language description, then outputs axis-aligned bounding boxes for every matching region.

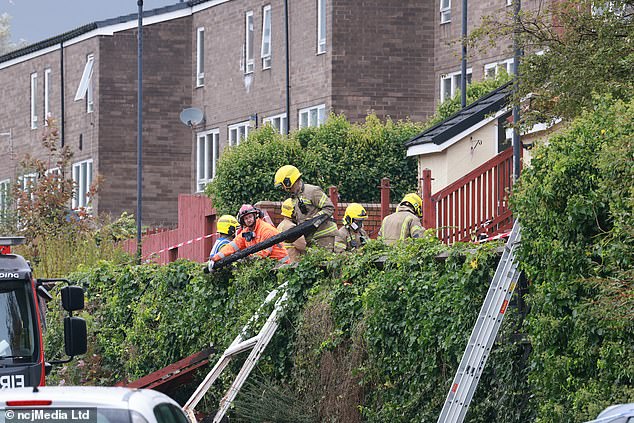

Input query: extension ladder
[437,220,522,423]
[183,283,288,423]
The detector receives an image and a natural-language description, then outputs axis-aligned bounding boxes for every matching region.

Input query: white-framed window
[261,5,272,69]
[317,0,326,54]
[484,58,514,79]
[196,129,220,192]
[18,173,37,202]
[44,68,51,125]
[440,0,451,24]
[263,113,287,134]
[30,73,38,129]
[440,68,472,103]
[299,104,326,128]
[74,54,94,113]
[0,179,10,221]
[196,27,205,87]
[228,121,250,146]
[245,11,254,74]
[72,159,93,209]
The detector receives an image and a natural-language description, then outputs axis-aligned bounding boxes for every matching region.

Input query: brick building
[0,0,535,226]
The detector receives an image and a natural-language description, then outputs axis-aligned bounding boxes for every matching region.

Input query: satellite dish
[179,107,204,127]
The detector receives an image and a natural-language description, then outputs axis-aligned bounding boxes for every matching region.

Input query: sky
[3,0,179,45]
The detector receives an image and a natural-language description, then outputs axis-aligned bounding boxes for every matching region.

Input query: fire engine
[0,237,87,388]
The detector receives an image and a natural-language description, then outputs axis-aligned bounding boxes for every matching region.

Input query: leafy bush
[512,97,634,422]
[47,236,533,422]
[206,115,422,215]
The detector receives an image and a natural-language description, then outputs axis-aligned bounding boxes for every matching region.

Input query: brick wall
[331,0,436,123]
[97,17,194,226]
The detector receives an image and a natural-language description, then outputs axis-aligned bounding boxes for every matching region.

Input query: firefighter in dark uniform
[274,165,338,251]
[378,193,425,245]
[334,203,370,253]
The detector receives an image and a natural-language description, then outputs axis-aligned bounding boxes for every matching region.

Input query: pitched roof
[405,82,513,148]
[0,1,210,64]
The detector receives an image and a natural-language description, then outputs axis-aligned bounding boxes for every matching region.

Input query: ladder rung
[224,336,260,357]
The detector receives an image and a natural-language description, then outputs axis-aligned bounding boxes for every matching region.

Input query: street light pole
[461,0,468,108]
[136,0,144,264]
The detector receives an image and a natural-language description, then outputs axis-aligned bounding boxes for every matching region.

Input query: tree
[0,13,20,56]
[470,0,634,122]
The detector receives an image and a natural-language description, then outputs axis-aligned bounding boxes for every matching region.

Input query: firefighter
[335,203,370,253]
[208,204,290,271]
[274,165,338,251]
[277,198,307,262]
[209,215,239,259]
[378,193,425,245]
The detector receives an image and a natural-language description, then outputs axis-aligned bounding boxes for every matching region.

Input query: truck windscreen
[0,280,37,363]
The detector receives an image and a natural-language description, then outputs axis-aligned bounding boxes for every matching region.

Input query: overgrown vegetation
[0,121,134,277]
[470,0,634,123]
[42,96,633,423]
[512,97,634,421]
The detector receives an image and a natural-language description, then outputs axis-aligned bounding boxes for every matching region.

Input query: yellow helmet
[344,203,368,226]
[401,193,423,217]
[274,165,302,191]
[217,214,239,237]
[281,198,295,219]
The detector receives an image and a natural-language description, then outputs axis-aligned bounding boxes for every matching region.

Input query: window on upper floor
[245,11,255,74]
[440,69,472,103]
[317,0,327,54]
[0,179,10,222]
[263,113,287,134]
[440,0,451,24]
[484,58,514,79]
[196,129,220,192]
[74,54,94,113]
[228,121,250,146]
[484,58,513,78]
[261,5,272,69]
[299,104,326,128]
[44,68,51,125]
[72,159,93,209]
[30,73,38,129]
[196,27,205,87]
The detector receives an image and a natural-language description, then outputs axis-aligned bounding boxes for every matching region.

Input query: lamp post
[136,0,144,264]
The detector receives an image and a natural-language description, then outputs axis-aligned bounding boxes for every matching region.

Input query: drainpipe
[284,0,291,134]
[60,41,65,147]
[136,0,144,263]
[512,0,522,182]
[460,0,468,108]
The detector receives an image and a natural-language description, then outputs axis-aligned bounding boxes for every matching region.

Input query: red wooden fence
[422,148,519,244]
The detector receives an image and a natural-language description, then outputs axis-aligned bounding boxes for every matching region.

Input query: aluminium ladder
[437,220,522,423]
[183,282,288,423]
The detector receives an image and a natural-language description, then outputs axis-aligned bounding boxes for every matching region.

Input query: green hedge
[512,97,634,422]
[205,115,422,215]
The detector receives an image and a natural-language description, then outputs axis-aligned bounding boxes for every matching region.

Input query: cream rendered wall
[418,121,499,194]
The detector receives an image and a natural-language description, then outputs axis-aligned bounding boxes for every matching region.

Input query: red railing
[422,148,519,244]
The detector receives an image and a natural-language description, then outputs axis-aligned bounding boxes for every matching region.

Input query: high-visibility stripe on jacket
[292,182,338,245]
[277,218,306,262]
[378,204,425,245]
[334,226,369,253]
[210,218,290,263]
[210,236,231,258]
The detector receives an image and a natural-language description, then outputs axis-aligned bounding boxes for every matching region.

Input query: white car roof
[0,386,185,423]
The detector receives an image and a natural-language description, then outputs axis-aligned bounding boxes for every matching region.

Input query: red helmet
[237,204,262,225]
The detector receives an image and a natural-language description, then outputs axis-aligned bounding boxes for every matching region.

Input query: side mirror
[63,317,87,357]
[61,286,84,312]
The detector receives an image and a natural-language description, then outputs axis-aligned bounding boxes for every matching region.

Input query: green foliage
[2,121,128,278]
[471,0,634,122]
[512,97,634,422]
[205,115,421,215]
[49,236,534,422]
